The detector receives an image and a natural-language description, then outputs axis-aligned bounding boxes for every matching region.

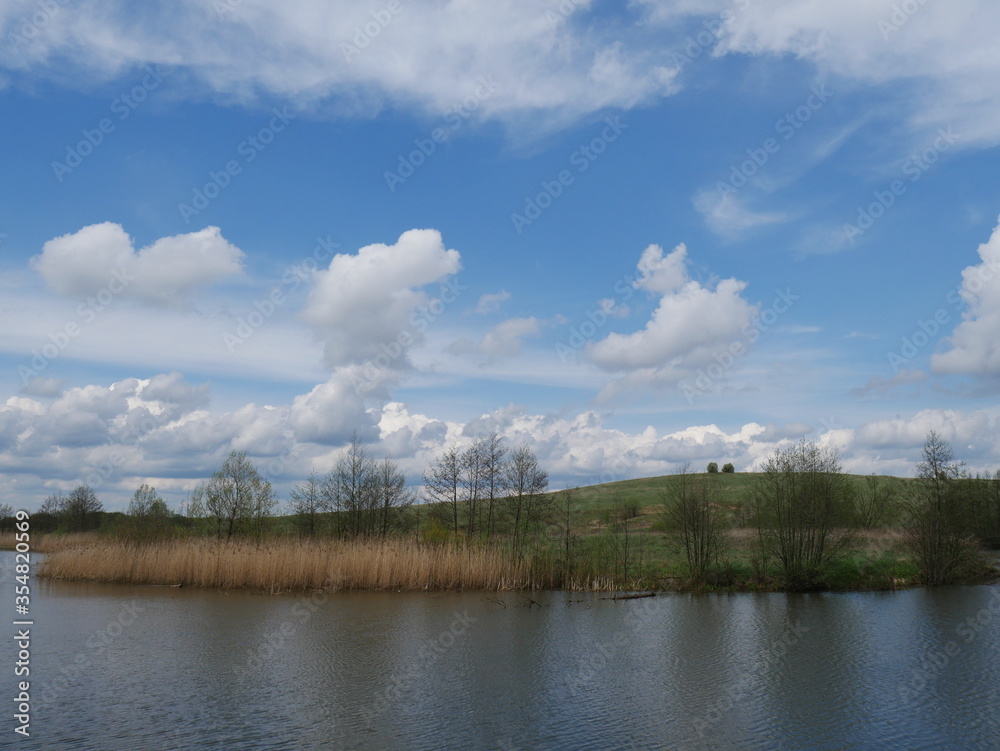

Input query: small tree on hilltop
[722,463,735,474]
[707,462,719,474]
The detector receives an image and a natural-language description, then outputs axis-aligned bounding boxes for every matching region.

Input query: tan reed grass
[38,537,549,592]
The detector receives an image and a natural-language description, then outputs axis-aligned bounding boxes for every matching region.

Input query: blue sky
[3,0,1000,511]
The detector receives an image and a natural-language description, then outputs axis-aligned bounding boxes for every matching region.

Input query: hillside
[557,471,914,526]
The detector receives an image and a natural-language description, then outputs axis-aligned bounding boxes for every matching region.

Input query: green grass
[553,471,913,527]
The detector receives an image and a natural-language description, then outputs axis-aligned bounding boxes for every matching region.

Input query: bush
[722,463,735,473]
[707,462,719,474]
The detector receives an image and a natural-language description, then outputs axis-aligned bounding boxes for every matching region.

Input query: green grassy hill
[557,471,912,527]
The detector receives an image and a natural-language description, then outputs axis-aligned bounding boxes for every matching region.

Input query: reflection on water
[3,554,999,750]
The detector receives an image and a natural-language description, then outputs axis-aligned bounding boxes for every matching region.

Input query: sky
[2,0,1000,512]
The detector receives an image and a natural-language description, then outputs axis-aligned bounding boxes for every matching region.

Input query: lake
[3,552,999,750]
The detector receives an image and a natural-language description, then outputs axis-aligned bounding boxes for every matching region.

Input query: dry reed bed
[38,539,542,592]
[0,532,97,553]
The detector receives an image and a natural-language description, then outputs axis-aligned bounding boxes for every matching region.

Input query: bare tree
[461,439,486,536]
[289,471,324,537]
[126,484,171,540]
[856,474,899,529]
[323,433,378,537]
[423,445,463,535]
[479,431,509,538]
[128,484,169,517]
[373,456,413,538]
[904,431,981,585]
[504,444,549,553]
[64,485,104,532]
[748,441,855,589]
[660,463,728,580]
[606,494,640,584]
[40,492,65,515]
[0,503,14,533]
[205,451,277,541]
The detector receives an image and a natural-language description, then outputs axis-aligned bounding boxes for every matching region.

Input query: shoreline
[14,535,998,596]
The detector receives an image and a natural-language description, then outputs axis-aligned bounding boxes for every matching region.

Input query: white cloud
[693,190,792,239]
[587,243,757,380]
[635,243,689,294]
[698,0,1000,147]
[288,367,381,446]
[855,408,994,451]
[932,218,1000,378]
[20,376,63,398]
[475,290,511,315]
[0,1,678,132]
[451,317,541,361]
[302,229,461,369]
[31,223,244,304]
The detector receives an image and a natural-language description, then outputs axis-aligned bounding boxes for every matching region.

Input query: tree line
[661,431,1000,589]
[28,431,551,546]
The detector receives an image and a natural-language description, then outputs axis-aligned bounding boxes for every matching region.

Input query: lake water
[3,552,999,750]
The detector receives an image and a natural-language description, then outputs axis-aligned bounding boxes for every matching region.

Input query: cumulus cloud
[302,229,461,369]
[288,367,381,446]
[854,409,994,451]
[6,368,1000,510]
[31,223,244,304]
[587,243,758,390]
[932,219,1000,378]
[20,376,63,398]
